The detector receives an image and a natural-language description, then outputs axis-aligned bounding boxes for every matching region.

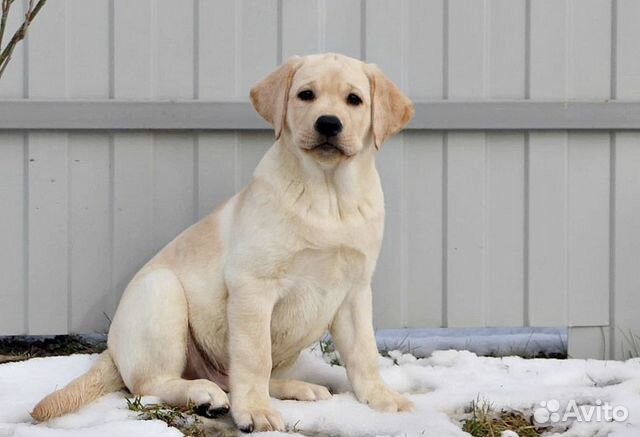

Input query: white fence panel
[0,0,638,359]
[528,133,569,327]
[612,0,640,359]
[152,134,196,250]
[404,132,443,328]
[485,132,525,327]
[69,134,111,333]
[0,133,25,334]
[112,135,155,317]
[27,133,69,334]
[367,0,406,328]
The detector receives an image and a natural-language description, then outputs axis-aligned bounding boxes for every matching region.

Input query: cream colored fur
[31,351,124,421]
[31,53,415,432]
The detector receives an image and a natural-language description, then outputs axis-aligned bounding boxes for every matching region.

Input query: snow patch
[1,349,639,436]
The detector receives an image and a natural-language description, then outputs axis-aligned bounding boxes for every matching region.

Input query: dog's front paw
[232,397,284,433]
[359,383,415,413]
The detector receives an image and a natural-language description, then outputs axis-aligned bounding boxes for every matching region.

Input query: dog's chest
[269,245,366,362]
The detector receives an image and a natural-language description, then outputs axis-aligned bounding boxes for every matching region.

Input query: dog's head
[250,53,414,165]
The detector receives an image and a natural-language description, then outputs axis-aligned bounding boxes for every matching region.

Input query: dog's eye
[297,90,315,101]
[347,93,362,106]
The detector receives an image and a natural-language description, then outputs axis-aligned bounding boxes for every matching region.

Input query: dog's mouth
[306,142,352,157]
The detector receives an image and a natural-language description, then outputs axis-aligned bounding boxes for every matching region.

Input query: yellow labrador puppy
[32,53,415,432]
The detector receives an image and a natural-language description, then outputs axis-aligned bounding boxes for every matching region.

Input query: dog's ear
[365,64,415,149]
[250,56,303,139]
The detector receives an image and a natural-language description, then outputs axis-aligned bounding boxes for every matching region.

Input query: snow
[1,347,640,437]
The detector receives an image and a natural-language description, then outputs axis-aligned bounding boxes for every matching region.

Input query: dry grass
[127,397,207,437]
[621,330,640,359]
[126,396,240,437]
[0,353,29,364]
[462,399,544,437]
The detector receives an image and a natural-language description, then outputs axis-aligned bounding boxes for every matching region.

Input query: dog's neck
[252,139,383,221]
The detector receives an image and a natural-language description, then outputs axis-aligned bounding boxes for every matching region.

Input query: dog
[31,53,415,433]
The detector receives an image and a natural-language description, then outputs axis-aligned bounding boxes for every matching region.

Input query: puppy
[32,53,415,433]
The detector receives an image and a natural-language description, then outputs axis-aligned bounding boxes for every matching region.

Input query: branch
[0,0,46,80]
[0,0,16,49]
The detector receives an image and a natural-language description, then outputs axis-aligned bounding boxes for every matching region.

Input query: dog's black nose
[314,115,343,137]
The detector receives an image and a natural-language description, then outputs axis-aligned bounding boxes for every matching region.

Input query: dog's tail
[31,350,125,422]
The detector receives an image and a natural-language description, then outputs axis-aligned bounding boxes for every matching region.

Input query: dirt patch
[0,335,106,363]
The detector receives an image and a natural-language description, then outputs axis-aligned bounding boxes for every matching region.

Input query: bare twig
[0,0,47,79]
[0,0,17,49]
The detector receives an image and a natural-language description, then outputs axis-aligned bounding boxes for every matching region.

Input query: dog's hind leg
[108,268,229,418]
[136,377,230,418]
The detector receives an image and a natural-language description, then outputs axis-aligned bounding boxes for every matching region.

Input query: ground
[1,345,639,437]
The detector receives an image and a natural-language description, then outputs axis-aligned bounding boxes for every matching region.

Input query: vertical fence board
[528,133,568,326]
[567,134,610,327]
[112,135,155,315]
[27,133,69,334]
[448,0,485,98]
[155,0,194,99]
[616,0,640,99]
[113,0,152,98]
[483,0,526,327]
[24,0,69,334]
[446,133,485,327]
[239,0,278,93]
[69,134,111,333]
[111,0,155,317]
[446,1,486,327]
[613,133,640,358]
[569,326,609,359]
[0,134,25,334]
[197,1,239,221]
[405,131,443,328]
[568,0,611,99]
[236,0,277,200]
[488,0,525,98]
[67,0,109,98]
[198,0,238,99]
[564,1,611,331]
[374,136,405,328]
[485,132,525,327]
[612,0,640,359]
[366,0,406,327]
[530,0,567,99]
[282,0,321,58]
[324,0,361,58]
[65,0,111,333]
[234,0,272,189]
[153,134,196,250]
[527,0,569,328]
[407,0,443,99]
[197,133,238,220]
[365,0,405,83]
[27,0,66,98]
[279,0,362,58]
